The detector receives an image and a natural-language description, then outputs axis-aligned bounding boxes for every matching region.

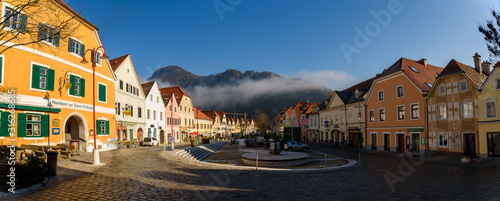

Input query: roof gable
[159,86,191,105]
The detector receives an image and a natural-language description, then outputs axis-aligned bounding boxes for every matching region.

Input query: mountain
[148,66,332,124]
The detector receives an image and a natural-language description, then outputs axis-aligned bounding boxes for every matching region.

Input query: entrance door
[384,134,390,151]
[160,130,165,144]
[411,133,420,152]
[398,134,405,152]
[464,133,476,157]
[137,129,141,141]
[487,132,500,157]
[371,134,377,150]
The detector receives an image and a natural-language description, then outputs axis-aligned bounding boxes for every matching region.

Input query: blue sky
[67,0,500,90]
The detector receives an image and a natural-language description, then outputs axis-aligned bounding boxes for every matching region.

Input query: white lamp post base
[93,149,100,165]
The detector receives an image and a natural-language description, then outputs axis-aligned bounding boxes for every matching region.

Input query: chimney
[419,58,427,66]
[473,53,481,73]
[482,61,491,75]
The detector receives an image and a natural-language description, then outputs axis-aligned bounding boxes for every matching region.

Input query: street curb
[0,177,49,198]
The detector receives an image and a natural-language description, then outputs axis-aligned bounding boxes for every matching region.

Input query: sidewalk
[308,142,500,167]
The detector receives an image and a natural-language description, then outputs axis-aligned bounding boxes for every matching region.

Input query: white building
[110,54,146,142]
[142,81,166,143]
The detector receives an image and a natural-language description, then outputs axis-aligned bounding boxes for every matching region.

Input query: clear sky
[67,0,500,90]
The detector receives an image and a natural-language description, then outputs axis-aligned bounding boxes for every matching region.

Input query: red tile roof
[194,108,212,121]
[438,59,487,89]
[109,54,129,72]
[379,58,443,92]
[202,110,220,122]
[159,86,190,105]
[141,81,155,97]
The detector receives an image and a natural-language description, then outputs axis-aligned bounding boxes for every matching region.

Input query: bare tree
[253,108,270,134]
[479,9,500,64]
[0,0,80,55]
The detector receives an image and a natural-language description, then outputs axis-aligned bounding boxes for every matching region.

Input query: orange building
[365,58,442,154]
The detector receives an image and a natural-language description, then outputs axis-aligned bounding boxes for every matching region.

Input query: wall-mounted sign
[124,110,131,116]
[52,119,60,126]
[52,128,60,135]
[421,137,425,145]
[407,128,424,132]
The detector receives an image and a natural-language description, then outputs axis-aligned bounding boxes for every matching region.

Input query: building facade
[160,86,194,142]
[0,0,116,152]
[194,108,213,137]
[110,54,146,143]
[426,58,488,157]
[142,81,166,143]
[163,93,180,143]
[365,58,442,154]
[478,62,500,158]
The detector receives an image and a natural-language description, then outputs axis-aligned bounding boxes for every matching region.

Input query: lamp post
[80,46,109,165]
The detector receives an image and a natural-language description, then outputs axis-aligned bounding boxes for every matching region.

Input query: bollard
[47,151,59,176]
[256,155,259,171]
[325,154,327,171]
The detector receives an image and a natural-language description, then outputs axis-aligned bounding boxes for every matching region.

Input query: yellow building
[478,62,500,158]
[0,0,116,151]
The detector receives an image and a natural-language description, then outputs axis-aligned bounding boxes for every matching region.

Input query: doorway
[397,133,405,152]
[487,132,500,157]
[137,128,142,141]
[463,133,476,157]
[64,115,86,151]
[411,133,420,152]
[384,133,390,151]
[160,130,165,144]
[371,133,377,150]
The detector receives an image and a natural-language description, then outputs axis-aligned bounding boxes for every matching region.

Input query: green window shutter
[0,57,3,83]
[79,44,85,57]
[96,120,102,134]
[68,38,74,52]
[32,65,40,89]
[47,69,55,91]
[17,113,26,137]
[37,23,44,40]
[42,114,49,137]
[99,84,106,102]
[1,112,10,137]
[19,14,28,32]
[105,121,109,134]
[69,75,75,95]
[80,78,85,97]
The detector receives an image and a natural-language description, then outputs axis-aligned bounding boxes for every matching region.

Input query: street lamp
[80,46,109,165]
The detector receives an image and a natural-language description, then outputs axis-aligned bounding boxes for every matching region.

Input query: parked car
[284,141,308,151]
[143,137,159,146]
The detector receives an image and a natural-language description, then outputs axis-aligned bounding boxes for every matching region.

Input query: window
[119,80,123,90]
[150,95,153,101]
[379,109,385,121]
[96,120,109,135]
[98,83,106,102]
[397,105,405,120]
[4,7,27,31]
[378,90,384,101]
[95,52,102,66]
[461,101,473,119]
[369,110,374,122]
[117,103,121,115]
[115,103,118,115]
[31,65,54,91]
[68,38,85,57]
[411,104,419,119]
[438,133,448,147]
[17,113,49,137]
[459,80,467,92]
[126,83,129,92]
[132,86,135,95]
[69,74,85,97]
[147,109,150,119]
[486,98,497,118]
[38,23,60,46]
[496,76,500,90]
[157,97,159,103]
[335,115,338,123]
[130,106,133,117]
[397,86,404,98]
[153,111,156,120]
[439,85,446,95]
[160,112,163,120]
[138,107,142,118]
[168,117,171,125]
[409,66,419,73]
[437,104,447,120]
[341,115,345,123]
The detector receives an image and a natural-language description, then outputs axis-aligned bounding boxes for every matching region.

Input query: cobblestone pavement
[6,142,500,200]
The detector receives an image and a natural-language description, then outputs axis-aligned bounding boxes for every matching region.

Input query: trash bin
[47,151,59,176]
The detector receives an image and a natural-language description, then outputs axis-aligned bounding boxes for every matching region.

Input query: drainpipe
[425,95,429,155]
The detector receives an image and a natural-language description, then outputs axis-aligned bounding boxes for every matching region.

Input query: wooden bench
[19,145,47,162]
[56,144,74,159]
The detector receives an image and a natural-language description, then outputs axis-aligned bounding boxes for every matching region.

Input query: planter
[461,156,471,164]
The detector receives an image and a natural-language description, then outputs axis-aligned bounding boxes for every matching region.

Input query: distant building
[160,86,194,142]
[142,81,166,143]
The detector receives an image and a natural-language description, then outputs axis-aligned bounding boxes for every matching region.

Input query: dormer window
[355,89,359,99]
[409,66,419,73]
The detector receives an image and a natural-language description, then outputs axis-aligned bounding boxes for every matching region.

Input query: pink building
[163,93,181,143]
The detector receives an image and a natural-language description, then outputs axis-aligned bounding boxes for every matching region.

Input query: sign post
[168,136,175,151]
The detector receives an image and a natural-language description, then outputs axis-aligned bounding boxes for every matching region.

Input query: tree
[479,9,500,64]
[0,0,80,55]
[253,108,270,134]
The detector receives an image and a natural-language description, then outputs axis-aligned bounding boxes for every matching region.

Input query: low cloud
[296,70,360,90]
[186,77,329,108]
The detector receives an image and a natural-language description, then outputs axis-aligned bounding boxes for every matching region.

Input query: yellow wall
[478,68,500,158]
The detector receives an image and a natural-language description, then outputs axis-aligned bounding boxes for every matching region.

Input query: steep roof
[340,77,377,104]
[194,108,212,121]
[438,59,488,89]
[141,81,155,97]
[159,86,191,105]
[109,54,129,72]
[378,58,443,92]
[276,111,285,123]
[202,110,220,122]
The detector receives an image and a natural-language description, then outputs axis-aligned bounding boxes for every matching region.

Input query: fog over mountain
[148,66,332,122]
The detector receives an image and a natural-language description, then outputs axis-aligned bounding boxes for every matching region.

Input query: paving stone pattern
[5,143,500,200]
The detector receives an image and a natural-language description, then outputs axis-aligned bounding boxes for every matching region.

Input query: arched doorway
[137,128,143,141]
[160,130,165,144]
[64,115,87,151]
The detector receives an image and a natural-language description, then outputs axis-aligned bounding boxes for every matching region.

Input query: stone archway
[63,113,88,151]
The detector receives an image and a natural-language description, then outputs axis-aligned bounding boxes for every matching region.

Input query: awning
[189,132,200,135]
